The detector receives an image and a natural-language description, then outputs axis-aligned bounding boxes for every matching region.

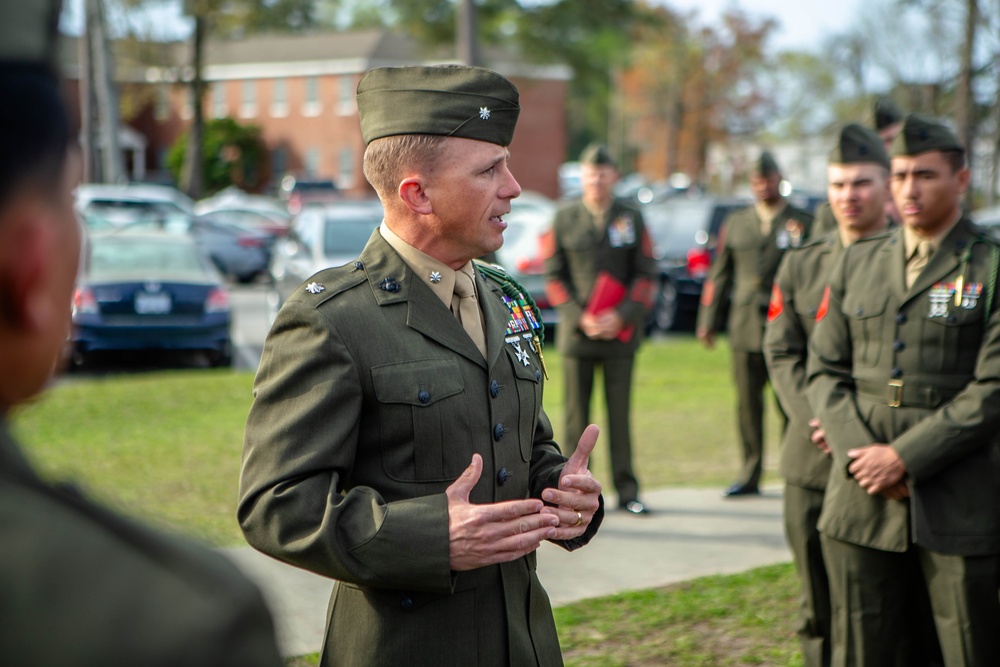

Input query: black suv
[641,195,749,332]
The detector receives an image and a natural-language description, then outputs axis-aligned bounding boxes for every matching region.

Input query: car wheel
[652,280,680,332]
[210,341,233,368]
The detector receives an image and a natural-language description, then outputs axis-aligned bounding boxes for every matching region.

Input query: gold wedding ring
[572,511,583,527]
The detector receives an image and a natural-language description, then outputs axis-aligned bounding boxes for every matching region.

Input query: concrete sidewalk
[222,486,790,658]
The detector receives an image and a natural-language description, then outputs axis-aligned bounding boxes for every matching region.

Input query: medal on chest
[927,276,982,318]
[776,219,805,250]
[501,294,547,378]
[608,213,636,248]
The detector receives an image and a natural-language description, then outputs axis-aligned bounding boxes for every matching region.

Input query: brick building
[61,29,571,199]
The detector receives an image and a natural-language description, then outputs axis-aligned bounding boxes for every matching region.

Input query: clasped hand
[446,424,602,572]
[848,443,909,499]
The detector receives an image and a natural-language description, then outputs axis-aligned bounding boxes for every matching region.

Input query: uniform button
[893,340,905,352]
[855,307,864,316]
[490,380,500,398]
[808,307,817,317]
[896,313,908,324]
[946,315,957,324]
[535,369,542,381]
[497,468,510,485]
[417,390,430,404]
[891,367,903,379]
[494,423,505,441]
[400,596,414,611]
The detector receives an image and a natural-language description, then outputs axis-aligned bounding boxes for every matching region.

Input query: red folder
[585,271,635,343]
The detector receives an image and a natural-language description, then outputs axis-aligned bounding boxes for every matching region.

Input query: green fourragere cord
[476,260,548,379]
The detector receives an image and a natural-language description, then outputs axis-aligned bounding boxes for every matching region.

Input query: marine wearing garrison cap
[242,62,603,667]
[874,96,904,132]
[356,65,520,146]
[579,142,616,167]
[807,109,1000,665]
[0,2,284,665]
[764,121,892,667]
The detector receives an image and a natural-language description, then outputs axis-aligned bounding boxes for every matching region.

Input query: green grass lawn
[11,334,785,545]
[10,334,801,663]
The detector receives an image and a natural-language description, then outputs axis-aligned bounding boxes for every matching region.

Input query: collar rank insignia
[429,271,442,284]
[306,282,325,294]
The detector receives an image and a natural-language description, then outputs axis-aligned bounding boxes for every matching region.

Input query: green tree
[166,117,266,195]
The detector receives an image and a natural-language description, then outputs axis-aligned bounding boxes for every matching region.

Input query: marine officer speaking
[764,124,892,667]
[239,65,604,667]
[807,113,1000,666]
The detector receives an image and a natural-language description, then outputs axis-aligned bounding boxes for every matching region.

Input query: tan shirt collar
[379,222,477,308]
[902,212,962,259]
[754,200,787,235]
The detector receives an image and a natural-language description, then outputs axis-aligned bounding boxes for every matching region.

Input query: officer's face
[891,151,969,235]
[422,137,521,268]
[580,163,618,208]
[749,172,781,204]
[827,162,890,234]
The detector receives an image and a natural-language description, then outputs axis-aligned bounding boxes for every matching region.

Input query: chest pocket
[843,293,888,369]
[503,339,542,462]
[918,290,986,374]
[372,359,469,482]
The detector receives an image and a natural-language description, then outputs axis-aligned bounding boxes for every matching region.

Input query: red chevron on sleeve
[816,286,830,322]
[767,283,784,322]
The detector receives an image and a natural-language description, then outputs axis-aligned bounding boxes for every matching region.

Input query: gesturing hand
[446,454,559,572]
[541,424,603,540]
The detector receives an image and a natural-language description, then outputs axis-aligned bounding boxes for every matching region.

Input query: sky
[664,0,865,52]
[63,0,866,54]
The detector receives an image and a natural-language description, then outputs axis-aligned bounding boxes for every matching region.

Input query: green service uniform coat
[807,218,1000,555]
[239,231,602,667]
[763,232,846,667]
[0,421,283,667]
[543,199,658,502]
[807,219,1000,666]
[698,202,814,488]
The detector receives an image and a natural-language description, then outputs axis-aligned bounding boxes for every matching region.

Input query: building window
[337,75,355,116]
[303,76,322,117]
[212,81,226,118]
[154,84,170,122]
[305,147,320,176]
[271,78,288,118]
[338,147,354,188]
[240,80,257,118]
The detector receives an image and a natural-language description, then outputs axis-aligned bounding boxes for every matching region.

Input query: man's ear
[0,202,55,332]
[398,176,433,215]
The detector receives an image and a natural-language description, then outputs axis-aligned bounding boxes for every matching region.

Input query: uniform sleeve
[617,209,659,327]
[891,268,1000,482]
[696,214,734,333]
[238,299,453,594]
[542,211,584,328]
[764,253,814,426]
[806,250,879,474]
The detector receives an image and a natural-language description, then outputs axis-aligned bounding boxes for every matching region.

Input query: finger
[540,506,588,528]
[445,454,483,503]
[473,498,549,523]
[564,424,600,475]
[554,473,601,496]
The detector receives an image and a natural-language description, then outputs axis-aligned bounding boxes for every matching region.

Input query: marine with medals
[697,151,814,497]
[239,65,604,667]
[806,113,1000,666]
[542,144,658,515]
[763,124,892,667]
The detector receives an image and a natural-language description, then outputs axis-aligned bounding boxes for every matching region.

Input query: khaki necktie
[905,240,931,289]
[452,270,487,359]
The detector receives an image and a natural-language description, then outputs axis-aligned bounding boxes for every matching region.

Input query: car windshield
[644,199,717,259]
[323,218,379,258]
[88,237,208,279]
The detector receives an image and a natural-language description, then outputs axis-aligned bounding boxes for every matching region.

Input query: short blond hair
[362,134,449,200]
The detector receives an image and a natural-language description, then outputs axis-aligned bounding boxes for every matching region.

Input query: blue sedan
[70,232,233,368]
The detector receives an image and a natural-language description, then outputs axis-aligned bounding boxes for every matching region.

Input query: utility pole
[82,0,125,184]
[456,0,479,66]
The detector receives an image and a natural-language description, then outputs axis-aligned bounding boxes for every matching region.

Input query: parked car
[973,205,1000,232]
[75,183,196,223]
[494,193,558,329]
[268,200,384,317]
[70,232,233,369]
[195,188,291,239]
[278,176,340,214]
[642,195,750,332]
[115,215,273,284]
